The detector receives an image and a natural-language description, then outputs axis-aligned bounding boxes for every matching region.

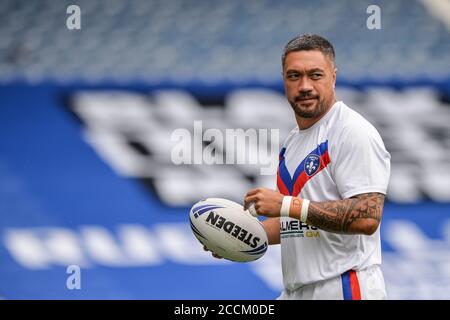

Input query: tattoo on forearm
[292,198,302,208]
[306,193,385,234]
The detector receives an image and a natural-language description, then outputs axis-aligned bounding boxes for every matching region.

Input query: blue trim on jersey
[278,149,293,193]
[341,271,352,300]
[278,141,329,194]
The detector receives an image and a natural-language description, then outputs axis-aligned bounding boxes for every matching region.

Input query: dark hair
[281,34,335,69]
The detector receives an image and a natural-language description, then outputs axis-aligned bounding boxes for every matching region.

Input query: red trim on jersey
[349,270,362,300]
[291,150,331,196]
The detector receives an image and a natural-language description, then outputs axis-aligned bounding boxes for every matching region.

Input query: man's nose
[297,77,314,92]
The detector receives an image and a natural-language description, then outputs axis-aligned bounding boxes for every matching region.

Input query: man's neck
[295,98,337,130]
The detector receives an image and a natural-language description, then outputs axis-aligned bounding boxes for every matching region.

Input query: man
[244,34,391,300]
[205,34,390,300]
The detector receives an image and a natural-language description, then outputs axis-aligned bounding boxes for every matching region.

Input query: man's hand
[203,245,223,259]
[244,188,284,218]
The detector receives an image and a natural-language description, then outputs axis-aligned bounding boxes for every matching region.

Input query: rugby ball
[189,198,268,262]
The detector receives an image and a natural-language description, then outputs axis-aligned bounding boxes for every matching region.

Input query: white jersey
[277,100,391,291]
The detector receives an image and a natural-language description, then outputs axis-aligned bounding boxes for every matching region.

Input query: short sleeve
[331,124,391,199]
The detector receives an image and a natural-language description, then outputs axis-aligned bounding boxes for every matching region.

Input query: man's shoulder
[281,126,299,147]
[330,101,380,138]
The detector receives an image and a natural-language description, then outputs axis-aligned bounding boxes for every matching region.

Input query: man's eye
[288,74,299,79]
[311,73,322,79]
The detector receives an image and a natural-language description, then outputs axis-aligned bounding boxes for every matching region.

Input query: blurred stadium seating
[0,0,449,299]
[1,0,450,83]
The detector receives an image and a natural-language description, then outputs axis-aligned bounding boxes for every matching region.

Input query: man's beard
[289,95,330,119]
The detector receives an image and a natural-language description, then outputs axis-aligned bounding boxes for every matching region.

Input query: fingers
[245,188,260,197]
[243,194,259,210]
[203,245,223,259]
[212,253,223,259]
[243,187,270,209]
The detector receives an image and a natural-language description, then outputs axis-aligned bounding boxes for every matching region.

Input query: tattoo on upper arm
[306,193,385,233]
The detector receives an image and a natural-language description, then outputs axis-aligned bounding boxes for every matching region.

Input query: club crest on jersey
[304,154,320,176]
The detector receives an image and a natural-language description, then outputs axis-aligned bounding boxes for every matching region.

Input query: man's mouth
[295,96,318,102]
[297,98,318,104]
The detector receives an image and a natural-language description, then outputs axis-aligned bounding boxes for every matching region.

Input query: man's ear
[333,67,337,88]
